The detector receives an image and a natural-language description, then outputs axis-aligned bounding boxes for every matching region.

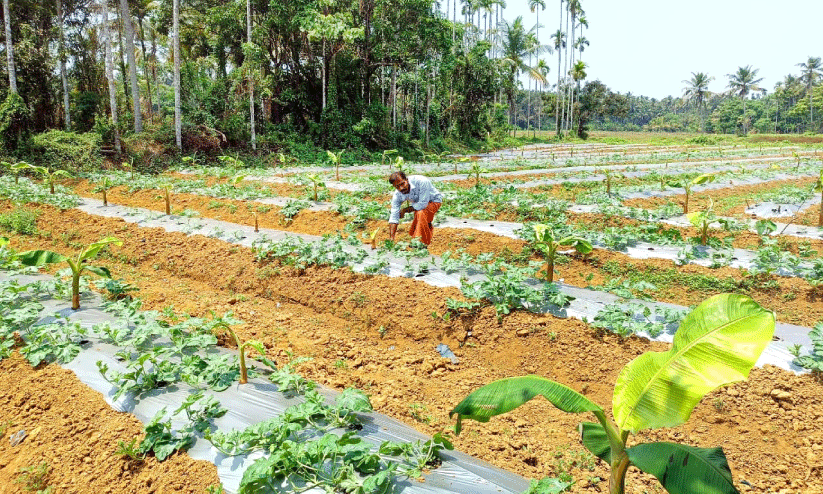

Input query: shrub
[31,130,102,172]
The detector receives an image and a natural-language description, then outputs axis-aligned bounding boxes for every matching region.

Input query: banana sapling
[326,149,344,181]
[450,294,775,494]
[211,320,271,384]
[21,163,73,194]
[668,173,715,214]
[15,237,123,309]
[531,223,592,282]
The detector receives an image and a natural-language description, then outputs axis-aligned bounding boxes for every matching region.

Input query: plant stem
[103,190,108,207]
[609,453,630,494]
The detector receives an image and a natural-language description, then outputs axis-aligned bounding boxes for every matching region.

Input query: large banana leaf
[449,375,602,434]
[579,422,611,463]
[16,250,68,266]
[613,294,774,432]
[627,442,738,494]
[79,237,122,262]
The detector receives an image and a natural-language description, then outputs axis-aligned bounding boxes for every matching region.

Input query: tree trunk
[136,7,153,123]
[119,0,142,132]
[101,0,121,153]
[3,0,17,94]
[57,0,70,128]
[247,0,256,150]
[173,0,181,149]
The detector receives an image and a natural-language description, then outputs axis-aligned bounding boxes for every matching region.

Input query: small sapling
[16,237,123,309]
[530,224,592,282]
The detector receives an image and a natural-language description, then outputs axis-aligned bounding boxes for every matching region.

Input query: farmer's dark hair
[388,171,407,185]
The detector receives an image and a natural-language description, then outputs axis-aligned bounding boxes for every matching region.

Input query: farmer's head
[389,171,410,194]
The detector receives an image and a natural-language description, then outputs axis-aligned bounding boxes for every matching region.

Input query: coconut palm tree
[499,16,546,135]
[726,65,763,135]
[2,0,17,94]
[682,72,714,132]
[797,56,822,129]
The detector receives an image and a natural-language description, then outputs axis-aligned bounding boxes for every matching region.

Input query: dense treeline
[0,0,820,165]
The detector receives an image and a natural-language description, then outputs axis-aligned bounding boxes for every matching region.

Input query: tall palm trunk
[555,1,563,135]
[101,0,121,153]
[119,0,142,132]
[3,0,17,94]
[247,0,256,150]
[57,0,70,128]
[173,0,181,149]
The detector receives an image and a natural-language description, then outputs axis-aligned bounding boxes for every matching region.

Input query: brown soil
[0,353,221,493]
[2,199,823,493]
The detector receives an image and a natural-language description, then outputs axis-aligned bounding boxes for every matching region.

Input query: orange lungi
[409,202,441,246]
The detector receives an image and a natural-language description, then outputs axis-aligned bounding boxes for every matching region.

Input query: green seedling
[212,321,269,384]
[2,160,32,184]
[457,156,472,174]
[115,438,146,463]
[16,237,123,309]
[93,176,114,206]
[121,160,135,180]
[304,173,325,202]
[531,224,592,283]
[364,227,380,249]
[668,173,715,214]
[157,183,172,215]
[793,151,801,172]
[326,149,344,181]
[16,461,51,492]
[393,156,405,172]
[381,149,398,167]
[467,162,489,188]
[814,169,823,227]
[451,293,775,494]
[686,198,717,246]
[21,164,73,195]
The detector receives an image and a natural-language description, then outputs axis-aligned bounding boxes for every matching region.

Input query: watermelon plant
[16,237,123,309]
[450,294,775,494]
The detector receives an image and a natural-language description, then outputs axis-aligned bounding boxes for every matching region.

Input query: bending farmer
[388,171,443,246]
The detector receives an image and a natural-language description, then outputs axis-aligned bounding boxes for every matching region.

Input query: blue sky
[439,0,822,99]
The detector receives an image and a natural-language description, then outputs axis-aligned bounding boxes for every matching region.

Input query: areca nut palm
[682,72,714,132]
[797,56,822,128]
[726,65,763,134]
[551,28,566,134]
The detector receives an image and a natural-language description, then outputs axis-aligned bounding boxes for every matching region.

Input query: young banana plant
[668,173,715,214]
[23,164,73,194]
[326,149,344,181]
[16,237,123,310]
[93,176,114,206]
[686,198,717,246]
[451,294,775,494]
[303,173,325,202]
[212,321,270,385]
[815,169,823,227]
[531,224,592,283]
[1,160,31,184]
